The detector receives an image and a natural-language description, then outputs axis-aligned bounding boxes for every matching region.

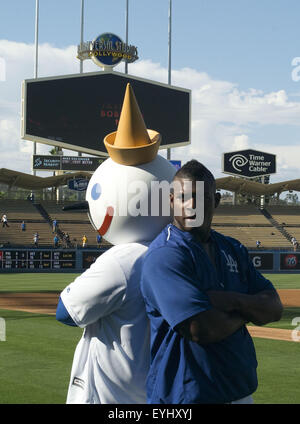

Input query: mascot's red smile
[98,206,114,236]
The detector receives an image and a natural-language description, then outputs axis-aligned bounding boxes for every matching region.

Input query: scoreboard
[0,250,76,270]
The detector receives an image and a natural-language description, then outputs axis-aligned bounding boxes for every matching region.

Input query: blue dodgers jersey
[140,224,275,404]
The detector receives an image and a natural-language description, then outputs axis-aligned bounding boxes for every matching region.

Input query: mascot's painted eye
[91,183,102,200]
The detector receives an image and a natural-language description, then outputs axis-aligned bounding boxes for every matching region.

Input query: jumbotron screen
[22,71,191,156]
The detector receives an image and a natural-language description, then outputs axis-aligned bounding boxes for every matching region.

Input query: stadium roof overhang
[0,168,92,190]
[216,176,300,195]
[1,168,300,195]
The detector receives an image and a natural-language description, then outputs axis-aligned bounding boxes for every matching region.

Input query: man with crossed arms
[141,159,283,404]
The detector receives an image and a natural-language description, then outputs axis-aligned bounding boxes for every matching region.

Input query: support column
[232,191,236,205]
[260,175,266,209]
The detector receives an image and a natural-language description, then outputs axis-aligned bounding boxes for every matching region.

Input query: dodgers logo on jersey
[221,250,238,273]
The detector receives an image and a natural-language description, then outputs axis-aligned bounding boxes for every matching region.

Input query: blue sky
[2,0,299,91]
[1,0,300,183]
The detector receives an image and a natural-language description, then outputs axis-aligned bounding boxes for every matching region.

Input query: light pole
[80,0,84,74]
[167,0,172,161]
[77,0,85,201]
[33,0,39,177]
[125,0,129,74]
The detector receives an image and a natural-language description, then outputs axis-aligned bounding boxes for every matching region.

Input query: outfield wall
[0,247,109,272]
[0,247,300,273]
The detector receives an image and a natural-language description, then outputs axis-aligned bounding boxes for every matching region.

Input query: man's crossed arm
[176,290,283,345]
[206,289,283,326]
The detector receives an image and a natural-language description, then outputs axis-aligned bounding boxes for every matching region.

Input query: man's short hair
[174,159,215,185]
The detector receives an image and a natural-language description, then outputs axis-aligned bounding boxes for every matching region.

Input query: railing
[259,207,293,243]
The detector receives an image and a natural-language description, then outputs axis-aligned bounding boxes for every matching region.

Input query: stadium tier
[290,228,300,240]
[0,199,111,248]
[53,222,104,248]
[0,200,299,249]
[38,201,111,248]
[0,221,54,247]
[212,225,291,248]
[212,204,271,226]
[0,199,42,220]
[212,204,299,249]
[266,206,300,226]
[39,200,90,223]
[0,199,53,247]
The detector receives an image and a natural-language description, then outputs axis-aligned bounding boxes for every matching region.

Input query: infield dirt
[0,290,299,342]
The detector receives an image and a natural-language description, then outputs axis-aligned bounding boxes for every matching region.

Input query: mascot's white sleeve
[60,251,127,328]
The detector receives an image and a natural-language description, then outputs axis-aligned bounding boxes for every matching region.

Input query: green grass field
[0,309,81,403]
[0,273,80,293]
[0,272,300,404]
[253,338,300,404]
[263,273,300,289]
[0,272,299,292]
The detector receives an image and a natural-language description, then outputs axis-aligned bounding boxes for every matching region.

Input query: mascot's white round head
[86,83,176,245]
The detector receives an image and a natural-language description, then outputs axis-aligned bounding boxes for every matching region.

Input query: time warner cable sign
[222,149,276,179]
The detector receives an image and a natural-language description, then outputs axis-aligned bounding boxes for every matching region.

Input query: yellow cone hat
[104,83,161,166]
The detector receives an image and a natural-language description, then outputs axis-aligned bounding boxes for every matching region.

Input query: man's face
[170,176,220,241]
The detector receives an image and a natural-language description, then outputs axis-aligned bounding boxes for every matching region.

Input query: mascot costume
[56,84,176,404]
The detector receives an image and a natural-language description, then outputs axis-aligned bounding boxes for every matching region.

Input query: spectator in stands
[27,193,35,202]
[21,221,26,231]
[82,234,87,248]
[256,240,261,249]
[54,234,59,248]
[1,214,9,228]
[96,233,102,247]
[33,232,39,248]
[64,232,70,248]
[52,219,58,233]
[291,237,298,252]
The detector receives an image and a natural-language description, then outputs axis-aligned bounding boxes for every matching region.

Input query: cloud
[232,135,249,150]
[0,40,300,183]
[253,144,300,183]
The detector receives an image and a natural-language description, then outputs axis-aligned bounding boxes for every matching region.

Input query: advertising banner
[169,160,182,170]
[32,155,61,170]
[82,250,105,269]
[68,178,89,191]
[33,155,104,171]
[249,252,274,270]
[222,149,276,178]
[280,253,300,270]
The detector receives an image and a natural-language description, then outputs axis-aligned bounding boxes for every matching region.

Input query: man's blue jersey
[140,224,275,404]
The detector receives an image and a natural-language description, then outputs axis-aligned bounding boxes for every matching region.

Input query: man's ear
[215,192,221,209]
[170,192,174,209]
